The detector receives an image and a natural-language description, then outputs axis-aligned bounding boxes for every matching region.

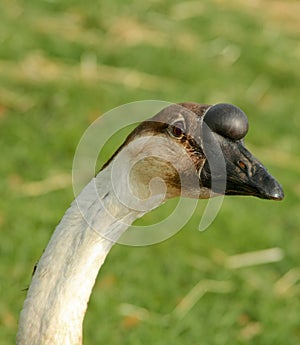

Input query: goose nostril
[238,160,247,171]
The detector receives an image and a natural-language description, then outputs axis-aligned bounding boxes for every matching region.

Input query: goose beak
[224,143,284,200]
[252,164,284,200]
[200,138,284,200]
[225,159,284,200]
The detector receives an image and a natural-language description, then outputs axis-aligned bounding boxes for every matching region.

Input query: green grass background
[1,0,299,344]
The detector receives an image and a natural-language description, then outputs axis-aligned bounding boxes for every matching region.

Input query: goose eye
[168,121,185,138]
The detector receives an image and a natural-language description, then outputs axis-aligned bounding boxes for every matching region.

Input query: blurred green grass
[0,0,299,344]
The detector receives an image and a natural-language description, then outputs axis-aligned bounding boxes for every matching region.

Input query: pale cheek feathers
[125,136,205,199]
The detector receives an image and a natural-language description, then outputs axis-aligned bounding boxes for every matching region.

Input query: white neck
[17,165,146,345]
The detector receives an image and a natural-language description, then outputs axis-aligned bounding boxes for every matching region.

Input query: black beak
[225,157,284,200]
[200,138,284,201]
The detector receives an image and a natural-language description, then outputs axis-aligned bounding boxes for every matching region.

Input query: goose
[17,102,284,345]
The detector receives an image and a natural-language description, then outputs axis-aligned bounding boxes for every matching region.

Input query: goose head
[106,102,284,203]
